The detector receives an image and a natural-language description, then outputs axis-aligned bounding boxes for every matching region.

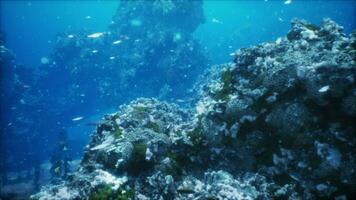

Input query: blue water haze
[195,0,356,64]
[0,1,355,198]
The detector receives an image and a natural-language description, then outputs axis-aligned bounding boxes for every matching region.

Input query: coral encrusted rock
[32,19,355,200]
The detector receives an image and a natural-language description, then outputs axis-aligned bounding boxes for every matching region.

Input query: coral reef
[193,18,356,199]
[32,18,356,199]
[1,1,207,196]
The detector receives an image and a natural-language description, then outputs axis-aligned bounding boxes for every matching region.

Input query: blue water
[0,0,355,197]
[1,1,117,67]
[197,0,356,64]
[2,1,355,67]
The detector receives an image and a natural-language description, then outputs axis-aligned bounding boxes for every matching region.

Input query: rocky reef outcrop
[32,19,355,200]
[192,18,356,199]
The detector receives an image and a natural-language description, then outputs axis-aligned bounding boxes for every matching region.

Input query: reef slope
[32,19,355,200]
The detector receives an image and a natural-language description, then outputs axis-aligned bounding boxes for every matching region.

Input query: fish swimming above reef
[71,116,83,122]
[284,0,292,5]
[87,32,104,38]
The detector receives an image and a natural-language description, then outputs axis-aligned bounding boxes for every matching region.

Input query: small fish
[67,34,74,38]
[318,85,330,93]
[130,19,142,27]
[72,116,84,121]
[284,0,292,5]
[54,167,60,173]
[40,57,50,64]
[276,37,282,44]
[112,40,122,45]
[212,18,223,24]
[87,32,104,38]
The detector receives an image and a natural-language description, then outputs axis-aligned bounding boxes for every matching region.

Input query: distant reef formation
[37,0,206,116]
[32,19,356,200]
[0,0,207,179]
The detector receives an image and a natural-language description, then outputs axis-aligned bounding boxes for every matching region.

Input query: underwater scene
[0,0,355,199]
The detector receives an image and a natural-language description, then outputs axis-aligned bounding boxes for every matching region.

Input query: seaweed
[186,126,209,160]
[221,134,234,146]
[214,69,234,101]
[187,127,204,148]
[177,188,195,194]
[114,126,123,139]
[145,121,160,133]
[165,151,184,177]
[89,185,135,200]
[305,23,320,32]
[205,197,219,200]
[89,185,113,200]
[275,57,283,63]
[132,105,150,119]
[127,141,153,175]
[345,44,356,62]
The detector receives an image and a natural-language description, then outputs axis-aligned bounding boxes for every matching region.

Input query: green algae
[165,151,184,177]
[275,57,283,63]
[145,121,160,133]
[305,23,319,32]
[131,105,150,120]
[114,126,123,139]
[177,188,195,194]
[128,141,153,175]
[214,69,234,101]
[89,185,135,200]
